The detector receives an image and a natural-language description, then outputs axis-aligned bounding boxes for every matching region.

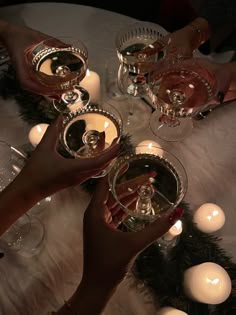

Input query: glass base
[149,111,193,142]
[113,97,152,134]
[16,218,45,258]
[3,217,45,258]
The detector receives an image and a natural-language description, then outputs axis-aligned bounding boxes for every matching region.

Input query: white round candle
[193,203,225,233]
[163,220,183,241]
[183,262,232,304]
[80,69,101,104]
[28,123,49,147]
[136,140,163,155]
[157,306,188,315]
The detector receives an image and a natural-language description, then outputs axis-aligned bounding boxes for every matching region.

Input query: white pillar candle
[136,140,163,155]
[157,307,188,315]
[183,262,232,304]
[28,123,49,147]
[193,203,225,233]
[163,220,183,241]
[80,69,101,104]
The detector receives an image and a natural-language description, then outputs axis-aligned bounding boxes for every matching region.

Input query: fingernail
[168,208,184,225]
[149,171,157,177]
[217,91,225,104]
[0,252,4,259]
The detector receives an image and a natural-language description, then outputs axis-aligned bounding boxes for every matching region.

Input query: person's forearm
[0,171,46,236]
[0,19,9,44]
[56,278,120,315]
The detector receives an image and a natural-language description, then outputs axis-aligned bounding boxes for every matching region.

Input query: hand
[82,175,184,287]
[2,22,62,98]
[19,116,120,197]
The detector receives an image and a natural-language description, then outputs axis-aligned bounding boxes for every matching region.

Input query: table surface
[0,3,236,315]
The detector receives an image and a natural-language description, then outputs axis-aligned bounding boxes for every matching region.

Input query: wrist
[65,277,119,315]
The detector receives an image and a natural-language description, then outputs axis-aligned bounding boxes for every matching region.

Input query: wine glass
[0,141,45,257]
[26,36,90,113]
[148,58,218,141]
[115,22,167,129]
[59,102,123,177]
[108,144,187,231]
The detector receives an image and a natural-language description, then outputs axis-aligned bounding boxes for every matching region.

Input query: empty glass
[0,141,45,257]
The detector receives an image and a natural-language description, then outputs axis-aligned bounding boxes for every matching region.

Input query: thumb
[38,115,63,150]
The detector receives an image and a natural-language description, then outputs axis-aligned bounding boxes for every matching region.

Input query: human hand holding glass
[108,144,187,231]
[25,36,90,112]
[148,58,220,141]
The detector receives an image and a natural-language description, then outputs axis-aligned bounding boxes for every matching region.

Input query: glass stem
[159,114,180,128]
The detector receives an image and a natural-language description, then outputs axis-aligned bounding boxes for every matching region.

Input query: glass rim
[108,144,188,220]
[60,106,123,158]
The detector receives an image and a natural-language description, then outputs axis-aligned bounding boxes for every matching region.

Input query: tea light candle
[157,307,188,315]
[183,262,232,304]
[193,203,225,233]
[163,220,183,241]
[28,123,49,147]
[136,140,163,155]
[80,69,101,104]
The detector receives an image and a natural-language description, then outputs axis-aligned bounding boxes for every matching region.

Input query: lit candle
[80,69,101,104]
[163,220,183,241]
[183,262,232,304]
[136,140,163,155]
[28,123,49,147]
[157,307,188,315]
[193,203,225,233]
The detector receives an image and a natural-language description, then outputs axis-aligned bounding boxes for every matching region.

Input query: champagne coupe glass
[109,144,187,231]
[26,37,90,113]
[60,102,123,177]
[115,22,168,128]
[148,58,218,142]
[0,141,45,257]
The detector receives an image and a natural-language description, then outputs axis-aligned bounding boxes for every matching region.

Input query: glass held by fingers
[26,36,90,112]
[108,144,187,231]
[148,58,218,142]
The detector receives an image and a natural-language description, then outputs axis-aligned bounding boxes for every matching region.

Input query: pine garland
[133,202,236,314]
[1,65,236,314]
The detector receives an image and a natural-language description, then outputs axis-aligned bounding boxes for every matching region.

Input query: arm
[55,176,184,315]
[0,116,120,236]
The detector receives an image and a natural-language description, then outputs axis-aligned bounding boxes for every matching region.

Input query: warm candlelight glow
[28,123,49,147]
[157,306,188,315]
[183,262,232,304]
[136,140,163,155]
[80,69,101,104]
[163,220,183,241]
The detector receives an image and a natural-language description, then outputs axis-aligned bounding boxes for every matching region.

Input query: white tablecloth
[0,3,236,315]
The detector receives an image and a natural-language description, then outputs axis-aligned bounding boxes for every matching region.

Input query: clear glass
[60,102,123,177]
[115,22,167,130]
[148,58,218,141]
[108,144,187,231]
[0,141,45,257]
[25,36,90,113]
